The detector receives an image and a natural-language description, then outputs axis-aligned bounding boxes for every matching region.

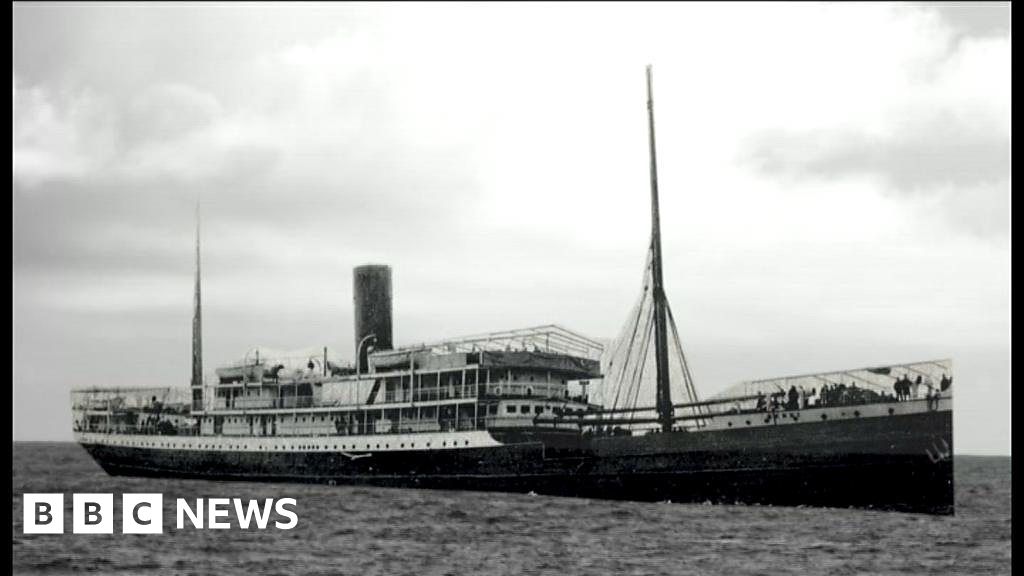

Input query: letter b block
[73,493,113,534]
[23,494,64,534]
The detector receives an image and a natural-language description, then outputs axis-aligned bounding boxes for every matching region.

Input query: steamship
[71,67,954,515]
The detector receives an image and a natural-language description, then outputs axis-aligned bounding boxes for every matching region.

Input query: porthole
[821,414,828,421]
[888,408,895,416]
[853,411,861,417]
[727,422,733,427]
[745,420,751,425]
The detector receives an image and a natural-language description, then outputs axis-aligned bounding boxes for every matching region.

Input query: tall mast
[191,202,204,409]
[646,65,673,433]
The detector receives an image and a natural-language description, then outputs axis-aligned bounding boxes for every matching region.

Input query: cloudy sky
[13,3,1010,453]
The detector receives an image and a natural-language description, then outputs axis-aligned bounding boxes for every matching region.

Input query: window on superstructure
[506,406,516,414]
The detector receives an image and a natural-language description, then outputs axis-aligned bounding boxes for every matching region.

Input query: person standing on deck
[912,375,922,400]
[787,385,799,410]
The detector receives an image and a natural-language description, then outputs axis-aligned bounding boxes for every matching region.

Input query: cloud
[931,3,1010,39]
[122,83,223,144]
[738,29,1009,238]
[744,114,1007,189]
[13,81,115,186]
[13,21,496,282]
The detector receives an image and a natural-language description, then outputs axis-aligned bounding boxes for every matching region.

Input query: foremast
[646,65,673,433]
[191,203,204,411]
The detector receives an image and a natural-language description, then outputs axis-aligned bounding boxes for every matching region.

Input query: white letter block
[123,494,163,534]
[73,493,113,534]
[23,493,63,534]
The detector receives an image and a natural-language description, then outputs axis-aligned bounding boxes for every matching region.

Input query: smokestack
[353,264,393,373]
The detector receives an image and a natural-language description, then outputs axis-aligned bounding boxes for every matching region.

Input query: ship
[71,67,954,515]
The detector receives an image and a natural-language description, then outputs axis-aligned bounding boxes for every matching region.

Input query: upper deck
[72,325,605,437]
[202,325,602,412]
[369,324,603,377]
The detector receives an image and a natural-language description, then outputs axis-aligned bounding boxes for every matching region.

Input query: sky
[13,2,1010,453]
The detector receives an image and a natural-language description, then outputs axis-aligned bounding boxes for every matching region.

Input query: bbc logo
[23,494,163,534]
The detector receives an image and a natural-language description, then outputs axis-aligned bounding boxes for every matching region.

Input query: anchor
[925,438,951,463]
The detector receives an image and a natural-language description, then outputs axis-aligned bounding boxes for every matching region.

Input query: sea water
[12,443,1010,575]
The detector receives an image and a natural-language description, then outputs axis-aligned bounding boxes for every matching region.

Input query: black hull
[80,409,954,515]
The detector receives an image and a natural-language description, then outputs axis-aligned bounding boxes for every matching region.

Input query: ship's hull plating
[79,409,953,515]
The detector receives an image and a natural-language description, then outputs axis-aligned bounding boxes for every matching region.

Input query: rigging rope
[599,239,701,428]
[605,249,654,411]
[626,307,655,424]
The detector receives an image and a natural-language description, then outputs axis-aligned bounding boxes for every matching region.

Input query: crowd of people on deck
[893,373,950,409]
[745,371,951,414]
